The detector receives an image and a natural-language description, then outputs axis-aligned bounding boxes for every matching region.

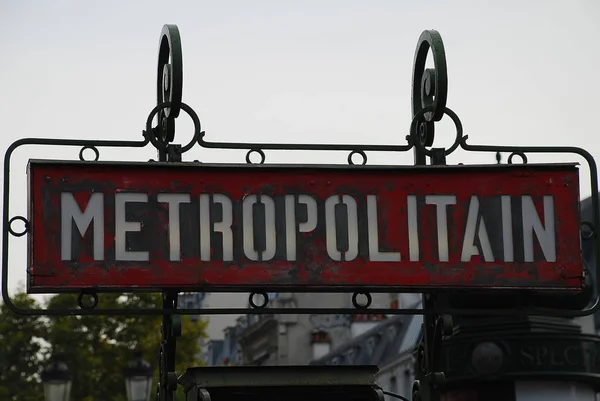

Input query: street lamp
[123,350,153,401]
[41,355,72,401]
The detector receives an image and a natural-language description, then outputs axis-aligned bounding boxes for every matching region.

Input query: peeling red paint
[26,160,583,293]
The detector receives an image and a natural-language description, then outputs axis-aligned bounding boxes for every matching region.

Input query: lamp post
[41,355,72,401]
[124,350,154,401]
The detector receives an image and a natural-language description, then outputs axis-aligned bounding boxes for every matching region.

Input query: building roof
[311,302,423,367]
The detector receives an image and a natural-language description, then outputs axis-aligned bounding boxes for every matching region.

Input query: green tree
[0,291,207,401]
[0,292,45,401]
[45,292,207,401]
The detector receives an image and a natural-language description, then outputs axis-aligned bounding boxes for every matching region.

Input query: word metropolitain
[59,191,558,265]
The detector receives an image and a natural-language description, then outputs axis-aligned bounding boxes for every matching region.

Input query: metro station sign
[27,160,583,293]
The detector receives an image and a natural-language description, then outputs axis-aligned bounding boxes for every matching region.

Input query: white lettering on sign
[522,195,556,262]
[61,192,104,260]
[407,195,419,261]
[115,193,149,261]
[325,195,359,261]
[214,194,234,261]
[461,196,494,262]
[200,194,234,261]
[501,195,514,262]
[59,192,558,264]
[243,195,276,261]
[285,194,318,261]
[367,195,401,261]
[425,195,456,262]
[158,193,190,261]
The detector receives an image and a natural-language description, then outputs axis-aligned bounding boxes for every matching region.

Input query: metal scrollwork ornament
[157,24,183,144]
[412,30,447,164]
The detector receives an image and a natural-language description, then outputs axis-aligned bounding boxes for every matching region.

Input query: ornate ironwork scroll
[156,24,183,145]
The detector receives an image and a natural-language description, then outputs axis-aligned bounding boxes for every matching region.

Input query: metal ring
[249,292,269,309]
[347,150,367,165]
[415,120,434,148]
[77,291,99,310]
[410,106,462,157]
[245,149,266,165]
[146,102,201,153]
[352,292,372,310]
[508,152,528,164]
[78,146,100,162]
[581,221,595,240]
[8,216,29,237]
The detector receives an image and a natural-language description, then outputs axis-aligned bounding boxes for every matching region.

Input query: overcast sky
[1,0,599,298]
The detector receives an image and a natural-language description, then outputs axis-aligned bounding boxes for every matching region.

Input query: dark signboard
[444,335,600,383]
[27,160,582,293]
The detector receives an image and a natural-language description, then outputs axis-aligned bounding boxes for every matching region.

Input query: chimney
[351,314,386,337]
[311,329,331,360]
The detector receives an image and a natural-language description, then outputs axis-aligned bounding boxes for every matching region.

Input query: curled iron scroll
[157,24,183,143]
[411,30,447,149]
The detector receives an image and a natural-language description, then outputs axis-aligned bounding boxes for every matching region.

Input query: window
[390,376,397,393]
[403,369,412,398]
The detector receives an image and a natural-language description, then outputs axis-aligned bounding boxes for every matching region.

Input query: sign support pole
[410,30,452,401]
[155,140,183,401]
[155,24,185,401]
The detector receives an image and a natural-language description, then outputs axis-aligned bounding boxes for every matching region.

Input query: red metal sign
[27,160,583,293]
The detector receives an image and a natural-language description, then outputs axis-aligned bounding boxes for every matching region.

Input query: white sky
[1,0,600,300]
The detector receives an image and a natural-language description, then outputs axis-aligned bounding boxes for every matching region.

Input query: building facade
[311,300,423,401]
[201,292,417,366]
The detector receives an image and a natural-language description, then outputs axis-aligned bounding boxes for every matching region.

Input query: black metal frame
[3,100,599,318]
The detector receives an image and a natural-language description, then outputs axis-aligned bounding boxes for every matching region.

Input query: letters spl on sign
[27,160,583,293]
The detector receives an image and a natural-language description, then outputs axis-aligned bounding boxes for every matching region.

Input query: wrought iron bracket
[413,308,453,401]
[2,27,599,324]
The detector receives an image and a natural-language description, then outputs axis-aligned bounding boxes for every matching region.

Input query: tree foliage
[0,293,45,401]
[0,291,207,401]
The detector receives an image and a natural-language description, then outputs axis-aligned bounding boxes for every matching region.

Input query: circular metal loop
[249,292,269,309]
[245,149,266,165]
[78,146,100,162]
[8,216,29,237]
[146,102,201,153]
[412,30,447,123]
[581,221,595,240]
[347,150,367,166]
[410,106,463,157]
[507,152,528,165]
[77,291,99,310]
[352,292,372,310]
[416,121,435,147]
[157,24,183,120]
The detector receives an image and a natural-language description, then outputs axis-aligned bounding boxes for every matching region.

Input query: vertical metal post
[412,146,447,401]
[157,142,183,401]
[159,291,180,401]
[155,24,185,401]
[411,30,449,401]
